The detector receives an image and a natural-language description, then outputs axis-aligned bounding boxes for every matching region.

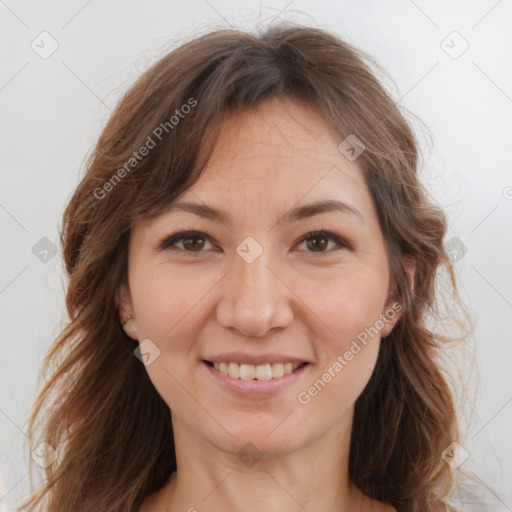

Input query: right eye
[159,231,215,254]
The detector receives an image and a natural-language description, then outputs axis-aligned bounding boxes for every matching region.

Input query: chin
[208,416,313,460]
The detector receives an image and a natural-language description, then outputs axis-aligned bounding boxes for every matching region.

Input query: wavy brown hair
[19,23,474,512]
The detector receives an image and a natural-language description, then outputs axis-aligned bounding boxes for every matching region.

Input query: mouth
[203,360,309,380]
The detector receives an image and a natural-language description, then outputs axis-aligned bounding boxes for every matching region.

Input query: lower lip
[203,361,310,399]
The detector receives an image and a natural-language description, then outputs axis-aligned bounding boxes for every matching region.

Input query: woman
[20,23,472,512]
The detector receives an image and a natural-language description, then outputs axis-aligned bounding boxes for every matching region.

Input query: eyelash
[158,229,351,256]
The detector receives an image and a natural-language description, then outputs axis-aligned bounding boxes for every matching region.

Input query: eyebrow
[163,199,364,227]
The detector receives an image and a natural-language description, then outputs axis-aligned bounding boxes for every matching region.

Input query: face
[118,97,403,458]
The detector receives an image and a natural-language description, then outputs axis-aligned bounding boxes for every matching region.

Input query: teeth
[228,362,239,378]
[211,361,303,379]
[239,364,256,380]
[271,362,284,378]
[255,363,272,380]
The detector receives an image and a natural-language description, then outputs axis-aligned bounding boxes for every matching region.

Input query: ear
[403,256,415,294]
[116,283,140,340]
[380,257,416,339]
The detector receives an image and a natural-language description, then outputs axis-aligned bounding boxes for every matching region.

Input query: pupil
[184,237,204,251]
[308,236,327,251]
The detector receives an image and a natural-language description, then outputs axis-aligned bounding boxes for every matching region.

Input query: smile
[208,361,307,380]
[202,359,310,399]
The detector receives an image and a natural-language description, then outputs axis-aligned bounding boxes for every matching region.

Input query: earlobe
[116,284,139,340]
[122,316,139,340]
[403,256,416,294]
[379,302,402,339]
[381,257,416,339]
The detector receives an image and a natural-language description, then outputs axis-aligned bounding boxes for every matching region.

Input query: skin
[118,97,407,512]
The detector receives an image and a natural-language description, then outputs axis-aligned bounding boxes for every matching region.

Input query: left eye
[296,231,349,253]
[159,230,349,254]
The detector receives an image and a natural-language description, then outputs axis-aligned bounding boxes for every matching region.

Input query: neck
[165,407,366,512]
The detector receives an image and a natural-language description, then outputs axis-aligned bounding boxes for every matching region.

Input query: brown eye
[159,231,213,254]
[306,235,329,252]
[297,231,350,254]
[182,236,206,251]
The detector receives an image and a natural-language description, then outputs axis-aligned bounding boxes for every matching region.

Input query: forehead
[171,99,376,228]
[179,98,374,217]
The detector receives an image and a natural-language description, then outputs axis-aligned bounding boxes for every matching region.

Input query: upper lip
[203,353,309,365]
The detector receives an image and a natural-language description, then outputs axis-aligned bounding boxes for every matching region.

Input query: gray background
[1,0,511,510]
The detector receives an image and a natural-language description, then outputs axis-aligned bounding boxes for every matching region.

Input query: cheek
[129,267,205,408]
[130,264,211,340]
[296,278,385,420]
[302,272,387,407]
[305,268,388,350]
[128,264,224,401]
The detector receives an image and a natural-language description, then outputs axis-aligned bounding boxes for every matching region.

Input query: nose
[215,246,294,338]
